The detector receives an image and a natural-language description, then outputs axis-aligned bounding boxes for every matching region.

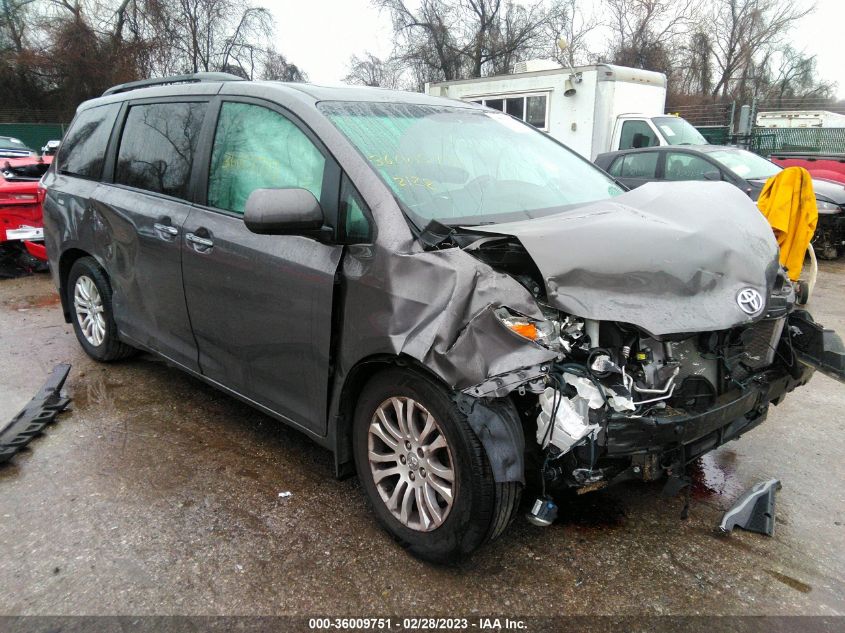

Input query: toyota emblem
[737,288,764,315]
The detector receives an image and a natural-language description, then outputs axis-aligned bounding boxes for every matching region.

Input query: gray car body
[40,81,791,481]
[42,81,560,479]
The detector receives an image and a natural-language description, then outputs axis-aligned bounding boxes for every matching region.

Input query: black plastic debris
[0,243,47,279]
[0,364,71,464]
[718,478,782,536]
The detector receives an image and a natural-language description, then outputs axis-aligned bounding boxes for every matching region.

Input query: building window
[468,93,548,130]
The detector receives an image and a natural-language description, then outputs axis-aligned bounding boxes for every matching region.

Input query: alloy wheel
[367,396,455,532]
[73,275,106,347]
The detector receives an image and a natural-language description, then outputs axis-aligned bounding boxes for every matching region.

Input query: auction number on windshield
[392,175,435,190]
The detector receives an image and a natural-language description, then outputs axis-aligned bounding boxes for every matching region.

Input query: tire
[796,280,811,306]
[352,367,521,563]
[66,257,136,362]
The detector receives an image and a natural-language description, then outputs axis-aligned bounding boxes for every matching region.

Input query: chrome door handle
[186,232,214,249]
[154,223,178,237]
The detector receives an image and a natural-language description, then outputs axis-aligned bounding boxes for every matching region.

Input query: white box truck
[426,61,706,160]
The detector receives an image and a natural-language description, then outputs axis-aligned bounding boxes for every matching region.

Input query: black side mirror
[244,188,325,235]
[703,170,721,181]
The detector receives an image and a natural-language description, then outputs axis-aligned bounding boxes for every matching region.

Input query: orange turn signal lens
[507,322,538,340]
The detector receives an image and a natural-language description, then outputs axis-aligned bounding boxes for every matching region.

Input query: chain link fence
[0,108,71,152]
[689,126,845,157]
[750,127,845,155]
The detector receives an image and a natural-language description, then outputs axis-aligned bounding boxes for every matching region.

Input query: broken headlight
[494,307,557,348]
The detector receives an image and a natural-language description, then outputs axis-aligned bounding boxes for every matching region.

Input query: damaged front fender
[335,243,556,394]
[328,241,556,479]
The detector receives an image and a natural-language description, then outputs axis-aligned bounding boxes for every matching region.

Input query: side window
[339,175,373,243]
[115,102,208,199]
[619,152,658,178]
[607,157,624,177]
[471,94,548,129]
[664,152,720,181]
[525,95,547,129]
[208,102,326,215]
[619,120,658,150]
[58,103,121,179]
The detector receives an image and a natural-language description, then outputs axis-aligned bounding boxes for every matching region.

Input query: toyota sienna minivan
[42,73,845,562]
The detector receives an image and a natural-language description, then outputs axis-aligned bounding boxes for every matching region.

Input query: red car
[1,137,51,271]
[770,153,845,186]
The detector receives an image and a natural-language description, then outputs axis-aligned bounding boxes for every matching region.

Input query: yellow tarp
[756,166,818,281]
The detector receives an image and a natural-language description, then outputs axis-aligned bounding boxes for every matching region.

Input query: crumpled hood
[472,181,781,335]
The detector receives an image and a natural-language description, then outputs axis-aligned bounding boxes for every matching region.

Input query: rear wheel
[67,257,136,362]
[352,367,521,563]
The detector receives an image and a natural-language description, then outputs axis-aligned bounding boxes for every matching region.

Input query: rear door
[663,151,725,183]
[93,99,211,371]
[181,98,344,434]
[606,151,661,189]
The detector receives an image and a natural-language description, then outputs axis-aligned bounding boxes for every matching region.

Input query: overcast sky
[265,0,845,99]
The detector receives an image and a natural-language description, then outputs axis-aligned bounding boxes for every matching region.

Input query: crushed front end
[456,182,845,494]
[506,275,817,492]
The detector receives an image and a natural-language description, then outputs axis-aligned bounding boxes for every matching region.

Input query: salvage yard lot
[1,265,844,616]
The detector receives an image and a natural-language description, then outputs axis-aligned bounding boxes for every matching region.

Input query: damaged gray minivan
[43,74,845,562]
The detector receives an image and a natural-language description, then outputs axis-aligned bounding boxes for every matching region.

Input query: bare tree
[709,0,814,99]
[545,0,598,67]
[343,52,403,88]
[1,0,36,53]
[603,0,698,76]
[262,48,306,82]
[0,0,302,116]
[754,46,834,103]
[674,30,713,96]
[376,0,553,85]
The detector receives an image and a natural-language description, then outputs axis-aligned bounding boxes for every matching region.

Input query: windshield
[708,149,781,180]
[0,136,31,150]
[652,117,707,146]
[320,101,623,226]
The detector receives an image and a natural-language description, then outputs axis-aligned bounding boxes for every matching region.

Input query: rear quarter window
[115,102,208,199]
[58,103,121,179]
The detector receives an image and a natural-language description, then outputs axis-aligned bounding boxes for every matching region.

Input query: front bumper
[601,309,845,465]
[605,364,813,463]
[815,213,845,250]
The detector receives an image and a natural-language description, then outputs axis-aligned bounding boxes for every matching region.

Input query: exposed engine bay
[503,306,797,492]
[451,226,840,495]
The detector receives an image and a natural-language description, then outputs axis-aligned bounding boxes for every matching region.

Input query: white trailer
[427,62,705,160]
[757,110,845,129]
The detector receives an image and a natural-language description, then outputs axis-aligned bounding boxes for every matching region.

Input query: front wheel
[352,368,521,563]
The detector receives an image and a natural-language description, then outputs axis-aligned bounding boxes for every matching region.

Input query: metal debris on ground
[0,364,71,464]
[718,478,782,536]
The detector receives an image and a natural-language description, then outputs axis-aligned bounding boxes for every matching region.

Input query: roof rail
[102,72,245,97]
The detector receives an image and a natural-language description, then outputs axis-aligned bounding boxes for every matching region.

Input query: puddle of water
[689,451,745,500]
